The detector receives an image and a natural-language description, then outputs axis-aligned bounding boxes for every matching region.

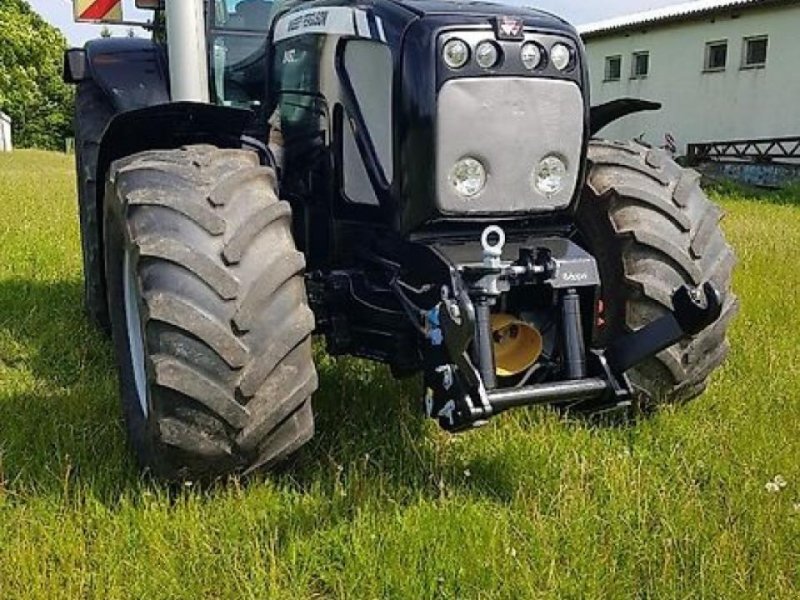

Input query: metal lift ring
[481,226,506,258]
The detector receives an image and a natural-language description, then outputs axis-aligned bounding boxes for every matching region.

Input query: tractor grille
[435,77,584,214]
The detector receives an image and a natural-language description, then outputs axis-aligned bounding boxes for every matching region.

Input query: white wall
[0,112,11,152]
[584,4,800,155]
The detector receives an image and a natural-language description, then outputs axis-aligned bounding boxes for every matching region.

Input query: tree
[0,0,74,150]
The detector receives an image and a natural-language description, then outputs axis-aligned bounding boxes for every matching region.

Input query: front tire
[578,140,738,407]
[104,145,317,480]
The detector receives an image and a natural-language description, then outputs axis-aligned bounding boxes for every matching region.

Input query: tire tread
[580,140,738,406]
[108,145,317,479]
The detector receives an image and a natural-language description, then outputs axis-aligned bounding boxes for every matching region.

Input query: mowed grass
[0,149,798,599]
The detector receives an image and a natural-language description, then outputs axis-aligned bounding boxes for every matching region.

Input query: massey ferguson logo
[287,10,329,33]
[495,16,525,40]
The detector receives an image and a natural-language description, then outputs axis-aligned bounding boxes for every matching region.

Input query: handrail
[687,136,800,166]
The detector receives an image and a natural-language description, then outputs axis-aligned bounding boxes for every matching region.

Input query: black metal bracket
[422,285,495,432]
[605,282,723,374]
[411,225,724,431]
[422,279,723,431]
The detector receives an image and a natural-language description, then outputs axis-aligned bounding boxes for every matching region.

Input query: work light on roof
[475,41,501,69]
[443,39,470,69]
[551,43,573,71]
[520,42,543,70]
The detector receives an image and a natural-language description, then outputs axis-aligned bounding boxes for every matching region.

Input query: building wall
[584,4,800,155]
[0,113,11,152]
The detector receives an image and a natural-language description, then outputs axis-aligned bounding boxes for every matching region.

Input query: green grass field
[0,150,798,598]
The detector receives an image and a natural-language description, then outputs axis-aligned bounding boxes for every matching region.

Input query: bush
[0,0,74,151]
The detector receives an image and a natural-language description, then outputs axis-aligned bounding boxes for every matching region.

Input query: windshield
[209,0,274,113]
[214,0,273,31]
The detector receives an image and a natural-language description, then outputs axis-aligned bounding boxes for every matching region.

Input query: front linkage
[420,226,723,431]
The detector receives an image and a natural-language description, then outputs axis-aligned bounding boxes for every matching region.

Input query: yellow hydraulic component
[491,314,543,378]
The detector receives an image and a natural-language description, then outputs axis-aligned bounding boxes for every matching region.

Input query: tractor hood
[271,0,590,240]
[395,9,590,231]
[388,0,573,29]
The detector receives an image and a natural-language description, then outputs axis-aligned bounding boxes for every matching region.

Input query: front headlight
[475,41,501,69]
[450,158,487,197]
[520,42,543,70]
[550,43,573,71]
[443,39,470,69]
[533,155,567,197]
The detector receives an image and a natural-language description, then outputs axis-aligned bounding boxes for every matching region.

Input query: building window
[704,40,727,71]
[604,55,622,81]
[631,51,649,78]
[743,36,768,68]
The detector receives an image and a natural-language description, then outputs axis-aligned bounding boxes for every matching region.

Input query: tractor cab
[73,0,275,117]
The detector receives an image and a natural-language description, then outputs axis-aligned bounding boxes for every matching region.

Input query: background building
[0,112,11,152]
[580,0,800,157]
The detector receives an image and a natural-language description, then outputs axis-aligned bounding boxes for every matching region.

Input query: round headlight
[550,43,573,71]
[450,158,487,197]
[475,41,500,69]
[443,39,470,69]
[534,155,567,196]
[520,42,543,70]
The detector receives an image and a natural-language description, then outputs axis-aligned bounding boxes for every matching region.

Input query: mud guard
[590,98,661,137]
[63,38,170,112]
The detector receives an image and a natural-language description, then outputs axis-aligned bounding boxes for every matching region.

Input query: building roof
[578,0,797,38]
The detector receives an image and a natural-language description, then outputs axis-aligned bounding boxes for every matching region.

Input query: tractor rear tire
[577,140,738,408]
[74,82,114,333]
[104,145,317,480]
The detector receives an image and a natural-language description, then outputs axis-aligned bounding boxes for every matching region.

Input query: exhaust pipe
[165,0,210,103]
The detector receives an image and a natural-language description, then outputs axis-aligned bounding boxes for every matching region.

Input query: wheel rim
[123,249,148,418]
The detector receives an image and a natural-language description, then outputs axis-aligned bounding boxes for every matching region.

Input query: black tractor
[64,0,737,480]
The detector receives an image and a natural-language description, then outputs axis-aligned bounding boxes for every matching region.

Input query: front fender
[92,102,262,302]
[590,98,661,137]
[97,102,255,178]
[64,38,170,113]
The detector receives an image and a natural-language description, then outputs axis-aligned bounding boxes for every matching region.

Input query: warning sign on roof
[74,0,124,23]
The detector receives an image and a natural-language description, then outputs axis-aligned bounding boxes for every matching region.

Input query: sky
[29,0,685,45]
